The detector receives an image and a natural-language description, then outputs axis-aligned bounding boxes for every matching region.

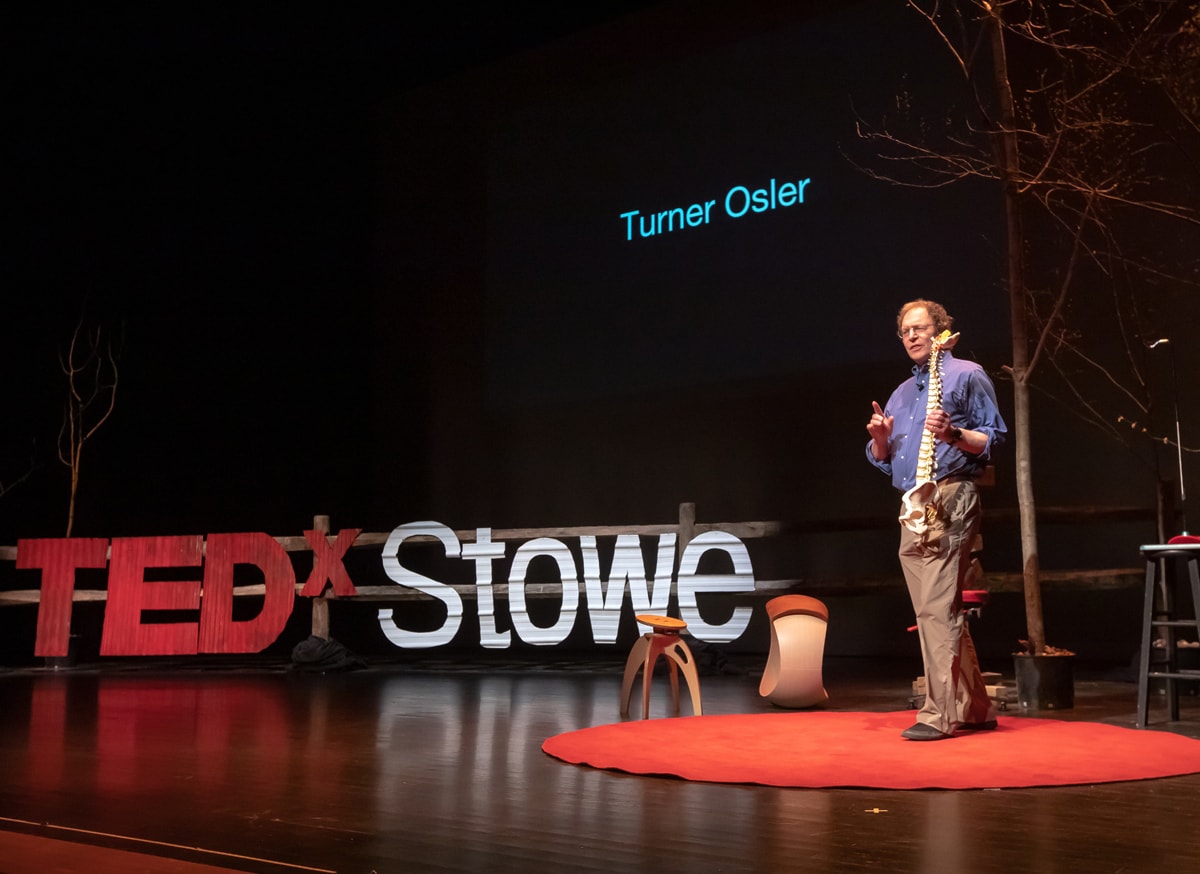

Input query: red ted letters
[16,531,357,657]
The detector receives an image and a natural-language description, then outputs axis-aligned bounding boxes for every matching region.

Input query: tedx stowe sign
[15,521,755,658]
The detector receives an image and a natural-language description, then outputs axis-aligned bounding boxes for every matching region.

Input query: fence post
[311,514,331,639]
[677,502,696,573]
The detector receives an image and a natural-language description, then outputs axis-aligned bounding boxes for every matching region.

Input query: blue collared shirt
[866,351,1007,491]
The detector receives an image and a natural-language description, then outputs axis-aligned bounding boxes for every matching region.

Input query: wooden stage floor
[2,653,1199,874]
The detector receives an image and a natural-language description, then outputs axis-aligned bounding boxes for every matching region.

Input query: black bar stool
[1137,540,1200,728]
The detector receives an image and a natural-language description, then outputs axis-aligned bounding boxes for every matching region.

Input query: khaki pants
[898,480,994,734]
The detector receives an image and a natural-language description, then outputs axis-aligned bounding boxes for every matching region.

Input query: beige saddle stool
[759,595,829,708]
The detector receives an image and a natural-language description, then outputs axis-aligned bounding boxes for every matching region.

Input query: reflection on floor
[1,654,1198,873]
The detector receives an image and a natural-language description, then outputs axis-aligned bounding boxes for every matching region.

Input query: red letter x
[300,528,361,597]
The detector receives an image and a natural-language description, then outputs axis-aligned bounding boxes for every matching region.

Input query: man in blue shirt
[866,299,1007,740]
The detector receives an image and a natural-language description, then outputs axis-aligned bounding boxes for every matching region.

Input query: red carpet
[542,711,1200,789]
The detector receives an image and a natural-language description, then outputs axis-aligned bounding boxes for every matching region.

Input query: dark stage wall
[3,1,1195,669]
[370,0,1179,558]
[363,1,1184,667]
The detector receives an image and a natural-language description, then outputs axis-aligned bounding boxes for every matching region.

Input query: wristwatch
[947,427,964,445]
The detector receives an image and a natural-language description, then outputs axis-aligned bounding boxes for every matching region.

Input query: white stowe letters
[378,522,755,648]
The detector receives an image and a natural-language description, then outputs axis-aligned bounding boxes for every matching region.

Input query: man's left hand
[925,408,954,441]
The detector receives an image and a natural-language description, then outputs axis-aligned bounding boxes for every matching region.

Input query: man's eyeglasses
[897,324,934,339]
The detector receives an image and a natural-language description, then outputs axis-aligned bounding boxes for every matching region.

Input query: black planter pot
[1013,653,1075,710]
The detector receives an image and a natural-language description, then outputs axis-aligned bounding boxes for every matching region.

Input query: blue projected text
[620,176,811,241]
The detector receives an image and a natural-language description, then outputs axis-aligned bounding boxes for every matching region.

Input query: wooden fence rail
[1,501,1154,630]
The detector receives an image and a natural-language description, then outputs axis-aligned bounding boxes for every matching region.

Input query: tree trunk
[985,2,1045,653]
[66,446,80,537]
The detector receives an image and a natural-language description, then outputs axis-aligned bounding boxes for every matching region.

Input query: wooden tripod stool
[619,614,703,719]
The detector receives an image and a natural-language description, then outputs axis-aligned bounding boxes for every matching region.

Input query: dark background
[3,1,1194,665]
[4,1,666,539]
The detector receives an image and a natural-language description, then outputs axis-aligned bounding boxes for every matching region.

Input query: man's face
[899,307,937,366]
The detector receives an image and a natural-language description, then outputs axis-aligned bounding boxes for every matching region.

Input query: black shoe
[901,722,952,741]
[958,719,998,732]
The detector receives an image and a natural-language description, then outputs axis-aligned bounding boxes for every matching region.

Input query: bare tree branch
[0,445,38,500]
[58,316,121,536]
